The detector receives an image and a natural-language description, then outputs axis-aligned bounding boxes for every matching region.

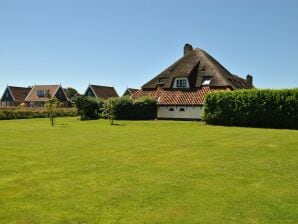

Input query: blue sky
[0,0,297,95]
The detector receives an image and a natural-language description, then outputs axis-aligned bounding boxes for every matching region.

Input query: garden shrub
[203,89,298,129]
[0,107,77,120]
[75,96,103,120]
[101,96,157,120]
[132,96,157,120]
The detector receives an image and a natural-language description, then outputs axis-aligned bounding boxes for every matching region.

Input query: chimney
[246,74,253,86]
[184,43,193,56]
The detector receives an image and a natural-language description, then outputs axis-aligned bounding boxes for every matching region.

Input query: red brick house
[133,44,253,120]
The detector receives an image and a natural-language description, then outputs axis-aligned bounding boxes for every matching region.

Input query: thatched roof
[142,44,253,90]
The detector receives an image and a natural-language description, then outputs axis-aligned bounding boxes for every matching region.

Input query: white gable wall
[157,106,203,120]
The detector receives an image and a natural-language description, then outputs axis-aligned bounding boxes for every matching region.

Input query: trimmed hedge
[75,96,103,120]
[0,108,77,120]
[203,89,298,129]
[101,96,157,120]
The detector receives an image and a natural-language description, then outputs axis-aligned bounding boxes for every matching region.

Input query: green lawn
[0,118,297,224]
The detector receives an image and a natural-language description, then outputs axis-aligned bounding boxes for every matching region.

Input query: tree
[45,97,61,126]
[101,98,117,125]
[65,87,80,101]
[75,96,103,120]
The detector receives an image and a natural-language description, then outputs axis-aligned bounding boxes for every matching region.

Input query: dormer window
[37,90,45,97]
[158,78,166,85]
[173,78,189,88]
[202,77,212,86]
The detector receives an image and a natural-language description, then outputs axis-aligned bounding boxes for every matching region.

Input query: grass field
[0,118,297,223]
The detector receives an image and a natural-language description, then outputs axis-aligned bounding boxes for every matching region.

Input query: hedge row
[75,96,157,120]
[102,96,157,120]
[0,108,78,120]
[203,89,298,129]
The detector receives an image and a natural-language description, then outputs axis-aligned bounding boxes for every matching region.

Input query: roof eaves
[25,85,35,101]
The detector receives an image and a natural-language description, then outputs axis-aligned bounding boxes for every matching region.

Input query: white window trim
[173,78,189,88]
[202,77,212,86]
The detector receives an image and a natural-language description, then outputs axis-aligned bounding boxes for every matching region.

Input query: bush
[203,89,298,129]
[75,96,103,120]
[133,96,157,120]
[0,107,77,120]
[101,96,157,120]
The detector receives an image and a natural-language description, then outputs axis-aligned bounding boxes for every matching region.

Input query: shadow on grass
[54,123,70,128]
[110,123,126,127]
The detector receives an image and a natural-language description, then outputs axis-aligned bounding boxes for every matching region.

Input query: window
[202,77,212,86]
[158,78,166,84]
[168,108,174,111]
[37,90,45,97]
[5,92,9,98]
[173,78,189,88]
[177,79,187,88]
[179,108,185,112]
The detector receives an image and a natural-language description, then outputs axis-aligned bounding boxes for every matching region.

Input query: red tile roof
[132,86,228,105]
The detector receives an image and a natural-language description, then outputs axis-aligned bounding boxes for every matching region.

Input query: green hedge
[101,96,157,120]
[203,89,298,129]
[75,96,103,120]
[0,108,77,120]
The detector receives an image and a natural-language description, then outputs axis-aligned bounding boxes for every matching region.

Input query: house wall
[0,88,17,107]
[157,105,203,120]
[29,101,45,107]
[84,87,95,97]
[55,87,70,107]
[0,101,18,107]
[1,88,14,102]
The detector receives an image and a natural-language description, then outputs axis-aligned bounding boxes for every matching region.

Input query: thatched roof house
[133,44,253,120]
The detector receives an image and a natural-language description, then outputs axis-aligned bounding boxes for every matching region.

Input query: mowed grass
[0,118,297,224]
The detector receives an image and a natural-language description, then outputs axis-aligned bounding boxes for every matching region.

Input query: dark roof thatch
[87,85,118,99]
[142,45,253,90]
[2,86,31,102]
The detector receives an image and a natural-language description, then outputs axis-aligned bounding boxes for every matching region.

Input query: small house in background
[25,85,70,107]
[133,44,254,120]
[0,86,31,107]
[84,84,118,99]
[122,88,139,97]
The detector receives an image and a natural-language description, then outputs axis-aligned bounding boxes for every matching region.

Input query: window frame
[173,78,189,88]
[37,90,45,97]
[201,77,212,86]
